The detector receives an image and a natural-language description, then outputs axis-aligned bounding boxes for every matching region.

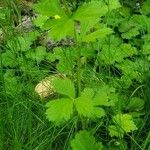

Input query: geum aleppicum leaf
[43,16,74,40]
[52,77,75,98]
[6,31,39,52]
[105,0,121,11]
[46,98,73,124]
[2,51,17,67]
[93,85,116,107]
[80,27,113,42]
[75,88,105,118]
[121,27,140,39]
[45,78,110,125]
[45,82,105,125]
[32,0,65,17]
[26,46,47,62]
[33,0,120,41]
[109,114,137,137]
[73,0,120,22]
[71,130,103,150]
[99,43,137,64]
[73,1,108,21]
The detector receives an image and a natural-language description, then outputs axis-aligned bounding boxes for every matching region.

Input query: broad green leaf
[141,0,150,15]
[127,97,144,111]
[99,44,137,64]
[33,15,49,28]
[80,19,99,36]
[93,85,116,106]
[116,59,149,84]
[75,88,105,118]
[130,15,150,30]
[71,130,103,150]
[73,1,108,21]
[43,16,74,40]
[46,98,73,124]
[46,47,62,61]
[121,27,139,39]
[109,125,124,138]
[3,71,22,94]
[110,114,137,137]
[142,42,150,55]
[75,89,94,118]
[80,27,113,42]
[52,77,75,98]
[92,107,105,119]
[56,58,74,74]
[0,8,5,20]
[32,0,65,17]
[6,31,39,52]
[2,51,17,67]
[106,0,121,11]
[26,46,47,62]
[47,47,76,73]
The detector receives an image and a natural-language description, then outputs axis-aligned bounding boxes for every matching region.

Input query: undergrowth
[0,0,150,150]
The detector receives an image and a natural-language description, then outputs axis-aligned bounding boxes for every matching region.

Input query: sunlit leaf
[71,130,103,150]
[46,98,73,124]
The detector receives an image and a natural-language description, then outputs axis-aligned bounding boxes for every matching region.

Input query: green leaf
[2,51,17,67]
[33,0,120,41]
[43,16,74,40]
[75,89,94,118]
[46,98,73,124]
[73,1,108,21]
[75,88,105,118]
[0,8,5,20]
[46,47,62,61]
[93,86,116,106]
[7,31,39,52]
[113,114,137,132]
[106,0,121,11]
[46,47,76,73]
[80,27,113,42]
[127,97,145,111]
[142,42,150,55]
[130,15,150,30]
[92,107,106,119]
[109,114,137,137]
[52,77,75,98]
[80,19,99,36]
[71,130,103,150]
[33,0,65,17]
[141,0,150,15]
[99,44,137,64]
[109,125,124,138]
[56,58,74,74]
[121,27,140,39]
[33,15,49,28]
[116,59,149,84]
[26,46,47,62]
[3,71,22,94]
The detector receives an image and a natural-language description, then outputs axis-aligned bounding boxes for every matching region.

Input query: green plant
[32,0,147,149]
[1,0,150,149]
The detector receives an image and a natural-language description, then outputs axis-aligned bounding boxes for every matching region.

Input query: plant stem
[77,51,81,97]
[74,21,81,97]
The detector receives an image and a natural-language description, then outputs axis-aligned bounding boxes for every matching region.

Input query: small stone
[35,76,55,99]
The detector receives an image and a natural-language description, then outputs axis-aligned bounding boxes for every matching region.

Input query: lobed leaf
[46,98,73,124]
[71,130,103,150]
[52,77,75,98]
